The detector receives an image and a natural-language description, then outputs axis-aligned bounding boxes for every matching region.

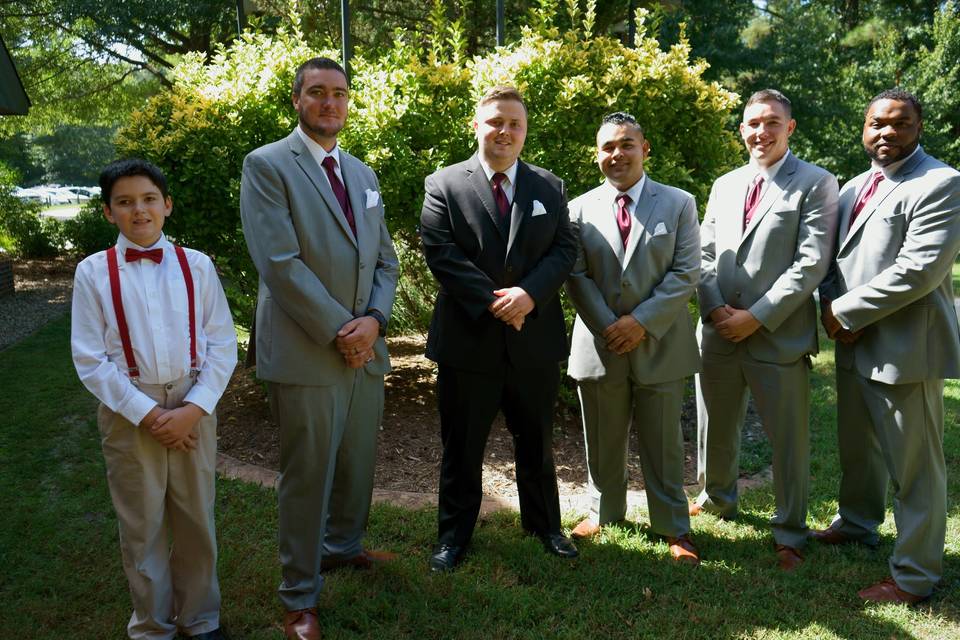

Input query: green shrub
[0,164,62,258]
[115,4,741,332]
[60,198,117,258]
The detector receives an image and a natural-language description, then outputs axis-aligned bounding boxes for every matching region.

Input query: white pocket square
[652,222,669,236]
[365,189,380,208]
[531,200,548,217]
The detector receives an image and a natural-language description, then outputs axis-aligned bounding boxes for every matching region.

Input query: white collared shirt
[71,233,238,425]
[478,158,519,203]
[296,125,343,187]
[872,145,921,179]
[749,149,791,200]
[602,174,647,220]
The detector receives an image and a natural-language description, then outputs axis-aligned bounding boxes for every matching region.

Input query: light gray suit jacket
[820,147,960,384]
[566,178,701,383]
[240,130,399,386]
[698,152,839,364]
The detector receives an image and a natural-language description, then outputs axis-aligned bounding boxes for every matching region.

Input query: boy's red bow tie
[124,248,164,263]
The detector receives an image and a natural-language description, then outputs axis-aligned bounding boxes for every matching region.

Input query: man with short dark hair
[565,112,702,564]
[692,89,839,571]
[814,88,960,604]
[420,85,578,572]
[240,57,399,640]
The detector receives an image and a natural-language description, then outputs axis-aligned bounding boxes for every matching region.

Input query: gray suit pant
[829,366,945,597]
[578,376,690,537]
[270,370,383,611]
[98,374,220,640]
[695,344,810,548]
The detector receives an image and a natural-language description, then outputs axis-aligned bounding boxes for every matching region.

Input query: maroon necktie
[492,172,510,219]
[321,155,356,237]
[743,174,764,230]
[124,248,163,264]
[616,194,632,249]
[848,171,885,232]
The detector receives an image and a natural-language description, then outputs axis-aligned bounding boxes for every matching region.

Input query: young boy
[71,158,237,640]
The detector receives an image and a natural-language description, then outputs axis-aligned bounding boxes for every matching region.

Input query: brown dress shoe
[775,544,803,572]
[283,608,320,640]
[688,503,703,517]
[809,526,855,545]
[858,577,926,604]
[667,535,700,566]
[571,519,601,540]
[320,549,397,572]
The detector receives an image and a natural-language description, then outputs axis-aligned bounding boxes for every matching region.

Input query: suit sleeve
[631,194,701,340]
[240,152,354,345]
[419,172,500,320]
[749,172,839,331]
[831,173,960,331]
[517,180,577,310]
[697,180,725,320]
[564,200,618,336]
[365,171,400,322]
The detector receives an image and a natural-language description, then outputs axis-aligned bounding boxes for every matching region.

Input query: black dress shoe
[540,532,579,558]
[187,629,228,640]
[429,544,465,572]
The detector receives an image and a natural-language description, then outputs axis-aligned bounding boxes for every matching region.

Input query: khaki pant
[98,374,219,640]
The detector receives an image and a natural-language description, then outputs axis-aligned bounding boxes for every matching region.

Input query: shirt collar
[750,149,791,182]
[603,174,646,204]
[872,145,921,179]
[478,157,519,186]
[116,232,169,258]
[296,125,341,167]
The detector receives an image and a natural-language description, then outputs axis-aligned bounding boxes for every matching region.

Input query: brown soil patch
[217,335,765,498]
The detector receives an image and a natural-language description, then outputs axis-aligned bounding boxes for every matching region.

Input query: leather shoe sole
[321,549,397,572]
[571,519,601,540]
[858,577,926,604]
[775,544,803,572]
[540,532,579,558]
[429,544,465,573]
[283,608,319,640]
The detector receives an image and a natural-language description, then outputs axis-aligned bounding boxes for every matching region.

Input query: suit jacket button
[360,262,366,269]
[735,291,742,297]
[507,266,513,273]
[622,281,629,287]
[357,299,364,306]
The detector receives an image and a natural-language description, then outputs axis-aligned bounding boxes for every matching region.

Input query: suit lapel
[588,187,624,263]
[840,148,927,251]
[623,179,657,270]
[340,151,367,252]
[288,132,358,248]
[506,161,533,254]
[740,153,796,246]
[466,155,504,240]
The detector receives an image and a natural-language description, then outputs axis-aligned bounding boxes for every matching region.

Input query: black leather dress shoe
[429,544,465,572]
[186,629,228,640]
[540,532,579,558]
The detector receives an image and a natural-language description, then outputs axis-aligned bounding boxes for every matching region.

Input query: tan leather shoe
[320,549,397,572]
[284,607,320,640]
[775,544,803,572]
[666,535,700,566]
[858,577,926,604]
[571,519,601,540]
[688,503,703,517]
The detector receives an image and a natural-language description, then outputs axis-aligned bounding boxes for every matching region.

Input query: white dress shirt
[296,125,344,186]
[71,233,238,425]
[749,149,791,201]
[478,158,519,203]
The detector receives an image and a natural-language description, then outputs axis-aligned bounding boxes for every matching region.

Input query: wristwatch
[365,308,387,337]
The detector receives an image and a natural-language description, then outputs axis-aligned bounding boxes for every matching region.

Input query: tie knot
[321,155,338,171]
[617,194,631,207]
[752,174,764,187]
[871,171,885,185]
[492,172,508,187]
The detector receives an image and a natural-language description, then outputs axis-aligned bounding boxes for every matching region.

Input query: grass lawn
[953,258,960,296]
[1,317,959,639]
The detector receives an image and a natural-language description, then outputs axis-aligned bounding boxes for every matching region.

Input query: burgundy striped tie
[321,155,356,237]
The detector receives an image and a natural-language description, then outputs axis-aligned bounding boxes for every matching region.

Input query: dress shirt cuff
[184,384,219,416]
[118,391,160,427]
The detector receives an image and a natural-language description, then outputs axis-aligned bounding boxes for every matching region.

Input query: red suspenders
[106,244,198,380]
